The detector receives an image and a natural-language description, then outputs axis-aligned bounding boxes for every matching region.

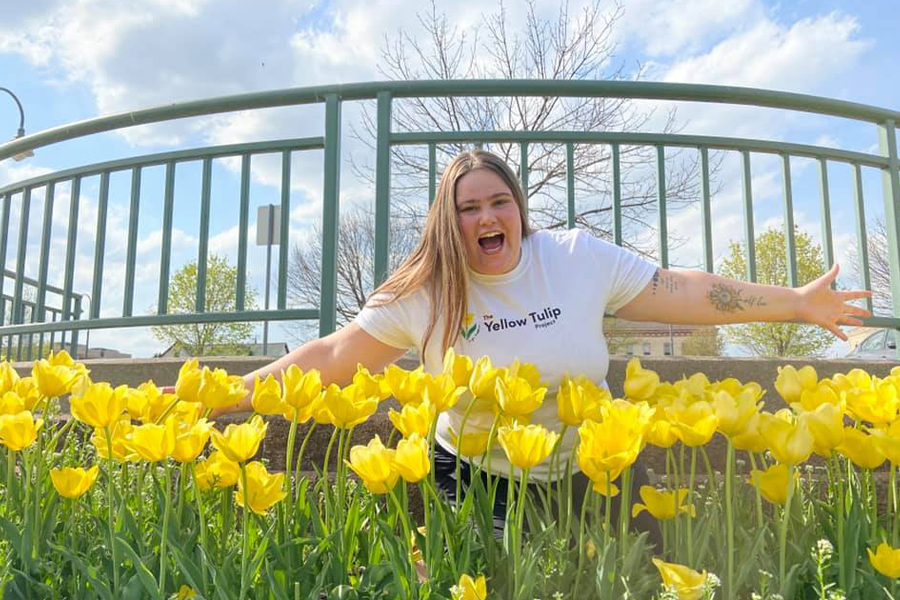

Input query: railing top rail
[0,137,324,196]
[2,80,899,162]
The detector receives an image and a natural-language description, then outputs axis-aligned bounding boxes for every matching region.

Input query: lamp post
[0,87,33,161]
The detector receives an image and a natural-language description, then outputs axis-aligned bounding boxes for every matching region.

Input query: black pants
[433,441,661,548]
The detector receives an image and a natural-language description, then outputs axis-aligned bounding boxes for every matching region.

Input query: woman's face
[455,168,523,275]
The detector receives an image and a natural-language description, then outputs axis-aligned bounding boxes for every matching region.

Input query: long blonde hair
[371,149,532,355]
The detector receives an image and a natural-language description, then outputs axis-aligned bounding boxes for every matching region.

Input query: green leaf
[115,536,163,600]
[264,563,290,600]
[50,543,113,600]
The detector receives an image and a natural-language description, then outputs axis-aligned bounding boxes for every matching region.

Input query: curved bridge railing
[0,80,898,359]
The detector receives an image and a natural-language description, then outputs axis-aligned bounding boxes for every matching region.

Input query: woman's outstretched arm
[614,263,872,341]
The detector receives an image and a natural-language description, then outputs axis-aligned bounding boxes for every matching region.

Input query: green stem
[619,466,632,562]
[321,427,339,531]
[104,426,120,595]
[779,464,795,589]
[687,446,697,565]
[239,463,251,600]
[6,449,14,517]
[159,464,173,596]
[832,455,846,592]
[176,462,186,531]
[283,413,299,543]
[573,483,593,596]
[725,440,734,600]
[294,423,317,505]
[454,397,478,509]
[513,467,529,600]
[668,448,680,561]
[191,467,210,594]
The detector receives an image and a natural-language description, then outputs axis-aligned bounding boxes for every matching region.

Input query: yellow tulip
[0,391,25,416]
[443,347,474,388]
[194,451,240,489]
[346,435,398,494]
[674,372,711,400]
[393,433,430,483]
[602,399,654,439]
[70,382,127,429]
[384,364,430,406]
[869,421,900,465]
[757,412,814,465]
[323,383,379,429]
[197,367,247,411]
[210,415,267,463]
[497,422,558,470]
[0,411,43,451]
[632,486,695,520]
[125,418,177,462]
[281,365,323,410]
[506,359,543,390]
[175,359,202,403]
[831,368,873,394]
[250,374,283,415]
[893,366,900,378]
[235,461,287,514]
[13,377,41,411]
[495,376,546,418]
[173,585,199,600]
[730,413,767,453]
[846,377,899,426]
[126,382,177,424]
[50,465,100,499]
[869,543,900,579]
[32,352,80,398]
[749,463,794,505]
[556,376,607,426]
[91,419,139,463]
[646,416,679,449]
[624,357,659,400]
[713,389,761,438]
[0,361,20,394]
[798,402,845,457]
[171,418,214,463]
[668,401,718,447]
[577,418,642,480]
[652,558,708,600]
[774,365,818,403]
[389,399,436,438]
[838,427,886,470]
[449,427,492,458]
[469,356,502,402]
[424,373,466,413]
[451,574,487,600]
[794,382,840,412]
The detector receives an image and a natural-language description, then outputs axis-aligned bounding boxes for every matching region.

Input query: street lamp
[0,87,34,161]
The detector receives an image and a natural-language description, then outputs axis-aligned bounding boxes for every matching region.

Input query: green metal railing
[0,80,898,359]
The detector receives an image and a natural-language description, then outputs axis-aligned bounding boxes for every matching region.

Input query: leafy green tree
[719,227,832,357]
[681,326,724,356]
[151,254,257,356]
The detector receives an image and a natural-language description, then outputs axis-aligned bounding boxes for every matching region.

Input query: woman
[219,149,871,534]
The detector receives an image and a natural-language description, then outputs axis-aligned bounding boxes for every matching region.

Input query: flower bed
[1,350,899,599]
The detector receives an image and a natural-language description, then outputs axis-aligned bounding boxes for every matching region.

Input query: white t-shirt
[355,229,657,480]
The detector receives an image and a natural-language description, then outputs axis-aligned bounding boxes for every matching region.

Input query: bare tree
[849,217,895,315]
[285,203,421,342]
[351,0,712,261]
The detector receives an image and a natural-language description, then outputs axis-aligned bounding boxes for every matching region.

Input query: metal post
[877,120,900,358]
[263,205,274,356]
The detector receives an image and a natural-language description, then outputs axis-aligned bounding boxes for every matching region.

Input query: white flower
[815,538,834,560]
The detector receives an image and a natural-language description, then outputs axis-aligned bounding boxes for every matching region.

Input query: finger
[843,305,872,317]
[827,323,848,341]
[837,317,864,327]
[840,290,873,300]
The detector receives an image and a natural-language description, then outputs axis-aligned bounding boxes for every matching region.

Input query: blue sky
[0,0,898,358]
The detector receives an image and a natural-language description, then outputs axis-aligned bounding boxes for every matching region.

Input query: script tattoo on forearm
[650,269,679,295]
[706,283,768,313]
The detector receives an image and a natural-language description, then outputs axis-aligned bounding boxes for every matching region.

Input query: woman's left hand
[794,264,873,341]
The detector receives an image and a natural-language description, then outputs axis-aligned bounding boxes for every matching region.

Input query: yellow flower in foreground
[0,391,25,416]
[495,376,546,418]
[70,382,127,429]
[443,347,474,388]
[171,418,214,463]
[393,433,430,483]
[174,585,199,600]
[669,401,718,447]
[652,558,708,600]
[424,373,466,413]
[14,377,41,411]
[577,418,641,480]
[210,415,267,463]
[730,413,767,453]
[389,399,435,439]
[347,435,398,494]
[32,350,84,398]
[846,377,899,426]
[798,402,845,457]
[590,470,621,497]
[50,465,100,499]
[838,427,886,470]
[125,418,177,462]
[749,463,794,505]
[175,359,202,403]
[557,376,608,426]
[774,365,818,403]
[632,486,695,520]
[497,422,557,470]
[870,543,900,579]
[324,383,379,429]
[449,427,492,458]
[384,364,430,406]
[869,420,900,465]
[197,367,247,411]
[469,356,502,402]
[0,411,43,451]
[713,389,761,438]
[282,365,323,410]
[0,361,20,394]
[92,419,139,463]
[251,374,283,415]
[624,357,659,400]
[236,461,287,514]
[758,412,814,465]
[451,574,487,600]
[194,451,240,490]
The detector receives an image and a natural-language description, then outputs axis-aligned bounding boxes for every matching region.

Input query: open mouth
[478,232,505,254]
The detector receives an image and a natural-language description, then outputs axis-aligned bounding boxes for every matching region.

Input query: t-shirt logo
[460,312,480,342]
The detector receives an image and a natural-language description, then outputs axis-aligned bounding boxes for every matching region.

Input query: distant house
[156,342,290,358]
[11,343,131,360]
[604,319,709,357]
